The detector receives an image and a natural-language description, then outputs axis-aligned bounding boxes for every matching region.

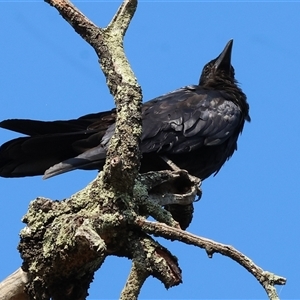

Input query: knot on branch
[136,170,202,229]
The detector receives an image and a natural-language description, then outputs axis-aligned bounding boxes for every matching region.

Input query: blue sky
[0,1,299,299]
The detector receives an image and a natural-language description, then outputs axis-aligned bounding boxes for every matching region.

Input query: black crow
[0,40,250,181]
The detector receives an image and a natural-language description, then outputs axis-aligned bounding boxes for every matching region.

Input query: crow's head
[199,39,235,86]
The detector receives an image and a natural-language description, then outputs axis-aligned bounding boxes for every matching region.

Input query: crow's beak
[214,39,233,73]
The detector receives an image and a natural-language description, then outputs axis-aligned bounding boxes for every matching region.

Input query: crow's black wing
[43,119,116,179]
[43,85,243,179]
[141,85,242,154]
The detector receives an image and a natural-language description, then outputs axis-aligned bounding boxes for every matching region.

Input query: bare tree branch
[0,268,29,300]
[135,218,287,300]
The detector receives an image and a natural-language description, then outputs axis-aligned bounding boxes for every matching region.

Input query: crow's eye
[230,66,235,77]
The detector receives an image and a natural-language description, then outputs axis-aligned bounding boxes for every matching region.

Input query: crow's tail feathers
[43,146,107,179]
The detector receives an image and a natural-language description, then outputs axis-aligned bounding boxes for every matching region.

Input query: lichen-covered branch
[120,262,148,300]
[121,231,182,294]
[45,0,141,192]
[136,218,287,300]
[16,168,194,299]
[120,230,182,300]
